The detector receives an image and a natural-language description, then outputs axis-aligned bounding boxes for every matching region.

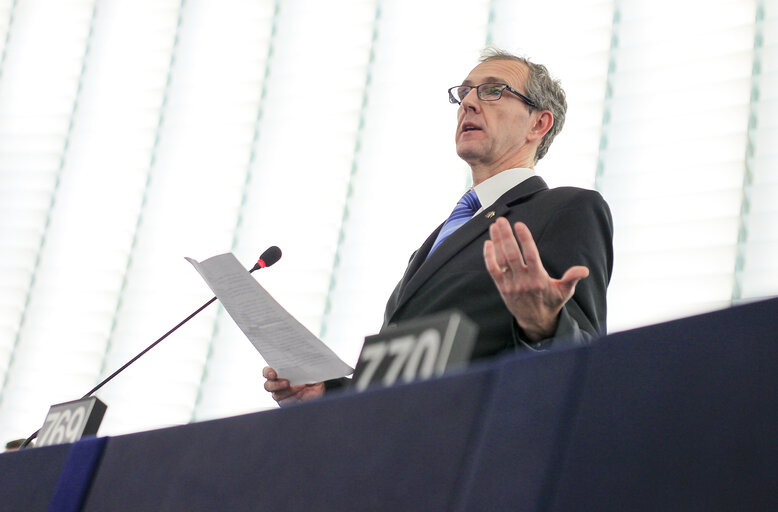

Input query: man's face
[455,59,538,170]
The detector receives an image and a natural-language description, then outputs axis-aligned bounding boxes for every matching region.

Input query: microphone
[19,247,282,449]
[252,245,282,271]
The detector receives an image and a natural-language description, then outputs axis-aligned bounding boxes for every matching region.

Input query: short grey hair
[480,48,567,163]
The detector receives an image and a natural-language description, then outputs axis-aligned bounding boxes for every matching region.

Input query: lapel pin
[485,211,495,219]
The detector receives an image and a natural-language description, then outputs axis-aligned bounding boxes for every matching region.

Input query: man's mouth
[461,122,482,133]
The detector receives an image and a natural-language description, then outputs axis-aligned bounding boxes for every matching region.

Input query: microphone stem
[19,262,267,449]
[81,296,217,399]
[20,296,219,449]
[82,266,260,399]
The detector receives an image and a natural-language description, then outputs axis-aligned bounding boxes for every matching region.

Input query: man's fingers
[512,222,540,270]
[277,394,302,406]
[264,377,291,393]
[562,265,589,282]
[490,217,526,271]
[483,240,503,279]
[487,221,508,270]
[264,366,324,407]
[274,384,315,406]
[271,384,306,402]
[558,265,590,298]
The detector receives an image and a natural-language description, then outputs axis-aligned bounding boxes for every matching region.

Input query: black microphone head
[258,246,282,268]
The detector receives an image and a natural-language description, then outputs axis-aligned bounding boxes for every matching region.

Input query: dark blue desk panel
[549,298,778,511]
[0,443,71,512]
[455,345,588,512]
[81,366,494,512]
[4,298,775,511]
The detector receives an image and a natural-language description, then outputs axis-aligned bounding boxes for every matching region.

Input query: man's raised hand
[483,217,589,342]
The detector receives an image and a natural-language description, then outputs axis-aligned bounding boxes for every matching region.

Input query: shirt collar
[472,168,535,213]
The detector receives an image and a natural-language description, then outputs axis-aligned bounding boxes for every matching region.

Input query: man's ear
[527,110,554,142]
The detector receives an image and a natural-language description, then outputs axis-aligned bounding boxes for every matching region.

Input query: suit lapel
[388,176,549,321]
[393,225,441,296]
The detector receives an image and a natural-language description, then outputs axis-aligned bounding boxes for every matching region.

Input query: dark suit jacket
[382,176,613,361]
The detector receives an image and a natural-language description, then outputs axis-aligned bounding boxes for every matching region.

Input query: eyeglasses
[448,83,537,109]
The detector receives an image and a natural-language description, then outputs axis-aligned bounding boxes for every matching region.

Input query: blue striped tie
[428,188,481,256]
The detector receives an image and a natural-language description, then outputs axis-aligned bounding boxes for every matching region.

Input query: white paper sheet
[186,253,353,385]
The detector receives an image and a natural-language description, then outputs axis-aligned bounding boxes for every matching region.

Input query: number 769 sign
[36,397,107,447]
[352,311,477,392]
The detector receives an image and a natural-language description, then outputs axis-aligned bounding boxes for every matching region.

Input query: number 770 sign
[352,311,477,392]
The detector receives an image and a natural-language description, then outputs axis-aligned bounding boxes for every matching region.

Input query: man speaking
[264,49,613,405]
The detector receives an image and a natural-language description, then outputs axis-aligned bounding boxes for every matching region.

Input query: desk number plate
[352,310,477,392]
[36,396,107,447]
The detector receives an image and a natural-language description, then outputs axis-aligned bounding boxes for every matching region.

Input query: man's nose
[460,88,481,112]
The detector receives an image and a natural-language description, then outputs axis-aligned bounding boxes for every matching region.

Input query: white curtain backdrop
[0,0,775,441]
